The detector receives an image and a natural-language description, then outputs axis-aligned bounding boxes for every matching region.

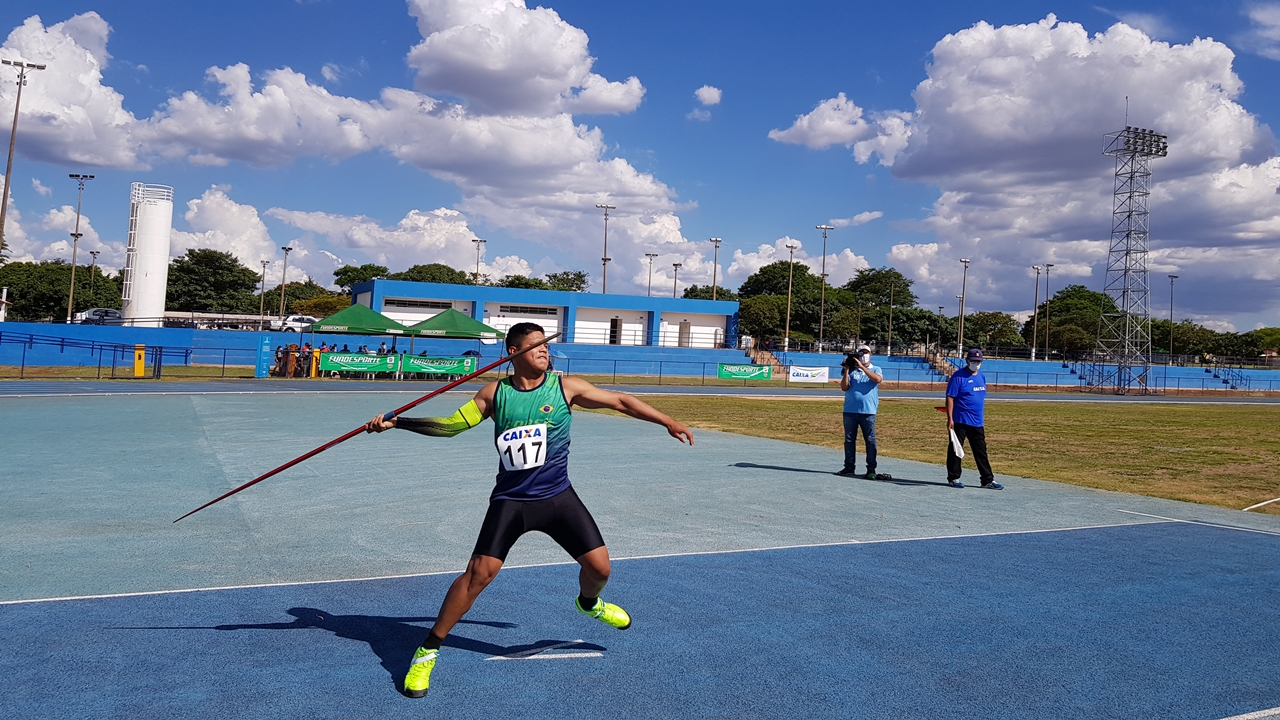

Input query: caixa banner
[787,366,830,383]
[717,363,773,380]
[317,353,399,372]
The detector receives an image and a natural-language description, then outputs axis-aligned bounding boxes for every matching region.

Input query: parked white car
[269,314,319,332]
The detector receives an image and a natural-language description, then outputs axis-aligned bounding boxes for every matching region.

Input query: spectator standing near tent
[837,345,889,480]
[944,348,1002,489]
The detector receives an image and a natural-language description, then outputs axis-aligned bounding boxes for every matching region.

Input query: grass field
[604,396,1280,516]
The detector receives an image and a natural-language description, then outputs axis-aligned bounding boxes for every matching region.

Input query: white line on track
[1220,706,1280,720]
[1114,510,1280,537]
[485,640,602,661]
[0,519,1166,606]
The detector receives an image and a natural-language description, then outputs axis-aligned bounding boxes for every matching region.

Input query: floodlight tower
[0,58,46,259]
[816,224,834,349]
[1089,126,1168,394]
[596,203,615,293]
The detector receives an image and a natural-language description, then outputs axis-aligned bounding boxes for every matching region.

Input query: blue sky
[2,1,1280,330]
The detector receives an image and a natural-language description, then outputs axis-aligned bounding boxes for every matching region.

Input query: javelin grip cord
[173,332,560,523]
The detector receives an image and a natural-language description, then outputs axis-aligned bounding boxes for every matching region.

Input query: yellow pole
[133,344,145,377]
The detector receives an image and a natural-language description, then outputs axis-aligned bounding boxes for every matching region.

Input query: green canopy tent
[405,308,505,340]
[404,308,506,357]
[309,302,410,335]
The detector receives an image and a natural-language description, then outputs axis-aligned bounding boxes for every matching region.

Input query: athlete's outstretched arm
[365,382,496,436]
[561,376,694,445]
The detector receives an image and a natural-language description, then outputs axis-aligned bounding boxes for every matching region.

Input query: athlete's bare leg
[429,554,504,640]
[576,546,611,599]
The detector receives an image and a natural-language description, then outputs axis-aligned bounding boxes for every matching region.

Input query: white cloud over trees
[771,15,1280,320]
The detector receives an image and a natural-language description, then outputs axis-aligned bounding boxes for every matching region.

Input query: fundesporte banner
[401,356,478,374]
[717,363,773,380]
[317,353,399,372]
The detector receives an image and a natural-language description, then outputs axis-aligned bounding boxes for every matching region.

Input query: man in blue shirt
[838,345,890,480]
[945,348,1001,489]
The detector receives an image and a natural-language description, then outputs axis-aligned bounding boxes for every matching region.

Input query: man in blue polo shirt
[945,348,1002,489]
[837,345,890,480]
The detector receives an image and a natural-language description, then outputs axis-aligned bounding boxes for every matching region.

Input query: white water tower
[121,183,174,327]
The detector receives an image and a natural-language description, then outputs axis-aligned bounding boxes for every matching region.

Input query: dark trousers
[843,413,877,473]
[947,423,993,483]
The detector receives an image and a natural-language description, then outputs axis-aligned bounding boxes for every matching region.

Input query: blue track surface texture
[2,522,1278,719]
[4,389,1280,718]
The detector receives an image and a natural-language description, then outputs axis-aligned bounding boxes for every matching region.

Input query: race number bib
[496,423,548,472]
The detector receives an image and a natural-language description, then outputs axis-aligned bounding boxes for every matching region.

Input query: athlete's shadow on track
[733,462,953,488]
[120,607,605,692]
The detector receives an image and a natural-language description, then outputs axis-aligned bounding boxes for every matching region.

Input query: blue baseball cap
[966,348,984,361]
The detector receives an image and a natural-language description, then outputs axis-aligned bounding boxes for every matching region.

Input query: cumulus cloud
[167,187,311,287]
[695,85,721,106]
[31,179,51,196]
[404,0,643,115]
[768,93,911,166]
[772,15,1280,323]
[0,13,141,167]
[830,211,883,227]
[727,237,869,286]
[1094,7,1173,39]
[0,7,711,295]
[1239,3,1280,60]
[267,205,534,281]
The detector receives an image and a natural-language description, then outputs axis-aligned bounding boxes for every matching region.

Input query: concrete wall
[573,307,648,346]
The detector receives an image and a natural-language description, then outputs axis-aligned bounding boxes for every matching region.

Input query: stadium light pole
[88,250,99,296]
[709,237,722,300]
[596,203,615,293]
[1043,263,1054,360]
[258,258,268,330]
[671,262,682,298]
[887,280,895,357]
[278,246,292,317]
[938,305,946,353]
[816,224,834,350]
[645,253,658,297]
[0,59,46,259]
[957,258,971,350]
[956,296,963,348]
[472,237,485,284]
[1168,274,1178,363]
[784,242,799,352]
[64,232,82,322]
[1030,265,1042,361]
[64,173,94,322]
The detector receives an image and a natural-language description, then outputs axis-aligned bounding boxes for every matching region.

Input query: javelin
[174,332,561,523]
[1243,495,1280,512]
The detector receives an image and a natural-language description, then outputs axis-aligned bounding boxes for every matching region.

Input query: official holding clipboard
[944,348,1002,489]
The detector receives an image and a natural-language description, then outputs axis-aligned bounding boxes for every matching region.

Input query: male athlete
[365,322,694,697]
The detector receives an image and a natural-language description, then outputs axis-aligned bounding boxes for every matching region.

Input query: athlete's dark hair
[506,322,546,353]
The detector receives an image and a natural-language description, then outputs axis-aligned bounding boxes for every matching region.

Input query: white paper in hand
[949,428,965,459]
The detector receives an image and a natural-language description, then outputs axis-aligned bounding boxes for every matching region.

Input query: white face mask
[967,361,982,372]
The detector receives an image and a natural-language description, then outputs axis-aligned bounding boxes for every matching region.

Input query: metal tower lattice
[1085,126,1167,394]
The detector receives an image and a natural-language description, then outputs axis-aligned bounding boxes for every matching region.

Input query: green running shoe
[576,596,632,630]
[402,646,438,698]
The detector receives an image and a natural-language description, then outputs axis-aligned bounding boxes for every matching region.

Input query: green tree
[497,274,550,290]
[826,307,860,339]
[682,284,739,301]
[1253,327,1280,352]
[737,261,824,335]
[293,295,351,318]
[545,270,589,292]
[964,311,1026,347]
[1023,285,1118,347]
[333,263,388,293]
[738,295,786,338]
[0,260,121,321]
[386,263,473,285]
[261,280,337,315]
[842,267,918,309]
[166,249,260,313]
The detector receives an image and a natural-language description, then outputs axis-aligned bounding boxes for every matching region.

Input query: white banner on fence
[788,366,830,383]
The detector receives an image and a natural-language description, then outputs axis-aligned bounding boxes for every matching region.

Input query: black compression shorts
[472,486,605,562]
